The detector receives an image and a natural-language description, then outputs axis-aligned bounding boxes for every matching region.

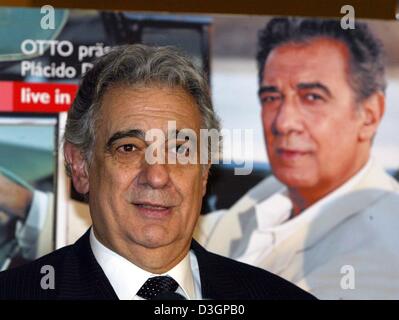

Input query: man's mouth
[133,201,173,218]
[136,203,169,210]
[276,148,311,161]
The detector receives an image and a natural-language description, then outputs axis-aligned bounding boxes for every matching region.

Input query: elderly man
[195,18,399,299]
[0,44,312,300]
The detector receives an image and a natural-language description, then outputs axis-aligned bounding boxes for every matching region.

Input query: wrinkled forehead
[262,38,352,87]
[97,84,202,137]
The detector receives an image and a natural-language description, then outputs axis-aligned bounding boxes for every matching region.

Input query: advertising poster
[0,4,398,300]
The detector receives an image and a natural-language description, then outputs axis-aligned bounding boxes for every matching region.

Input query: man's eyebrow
[106,129,146,149]
[167,129,192,139]
[167,128,180,139]
[297,82,332,97]
[258,85,280,97]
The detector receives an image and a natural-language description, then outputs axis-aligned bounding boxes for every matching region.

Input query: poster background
[0,115,56,269]
[0,7,398,247]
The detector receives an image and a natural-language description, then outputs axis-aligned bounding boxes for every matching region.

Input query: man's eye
[304,93,324,101]
[261,95,280,105]
[117,144,137,153]
[173,144,190,155]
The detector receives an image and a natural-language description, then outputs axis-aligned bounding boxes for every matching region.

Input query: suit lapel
[190,239,243,299]
[229,207,257,258]
[190,239,216,299]
[205,160,396,283]
[205,176,284,256]
[259,161,395,280]
[57,229,118,300]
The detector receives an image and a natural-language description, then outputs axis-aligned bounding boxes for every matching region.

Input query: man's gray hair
[257,18,386,102]
[64,44,220,174]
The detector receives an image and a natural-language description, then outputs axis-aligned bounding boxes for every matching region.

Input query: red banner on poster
[0,81,78,113]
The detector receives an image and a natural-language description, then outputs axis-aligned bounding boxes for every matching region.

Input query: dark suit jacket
[0,229,314,300]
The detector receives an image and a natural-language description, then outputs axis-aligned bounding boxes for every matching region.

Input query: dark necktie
[137,276,182,300]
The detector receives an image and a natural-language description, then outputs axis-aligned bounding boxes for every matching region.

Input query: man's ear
[201,163,211,197]
[358,91,385,142]
[64,142,90,194]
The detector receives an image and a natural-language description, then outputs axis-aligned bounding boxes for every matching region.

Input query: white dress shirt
[89,229,202,300]
[236,158,372,266]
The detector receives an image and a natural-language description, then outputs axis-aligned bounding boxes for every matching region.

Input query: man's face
[259,38,369,194]
[84,85,208,257]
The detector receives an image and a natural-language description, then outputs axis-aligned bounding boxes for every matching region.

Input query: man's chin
[138,239,173,249]
[274,170,316,189]
[130,227,176,249]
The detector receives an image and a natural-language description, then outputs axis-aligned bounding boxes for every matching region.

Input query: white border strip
[55,112,68,248]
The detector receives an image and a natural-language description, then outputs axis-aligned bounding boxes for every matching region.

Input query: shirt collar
[89,228,196,300]
[255,157,373,232]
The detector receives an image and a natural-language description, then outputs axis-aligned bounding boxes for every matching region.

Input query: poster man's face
[259,38,370,195]
[68,85,209,267]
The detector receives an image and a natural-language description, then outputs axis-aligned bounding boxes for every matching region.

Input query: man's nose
[139,162,170,189]
[272,96,304,136]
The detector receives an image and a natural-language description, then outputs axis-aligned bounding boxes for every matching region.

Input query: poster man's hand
[0,173,33,220]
